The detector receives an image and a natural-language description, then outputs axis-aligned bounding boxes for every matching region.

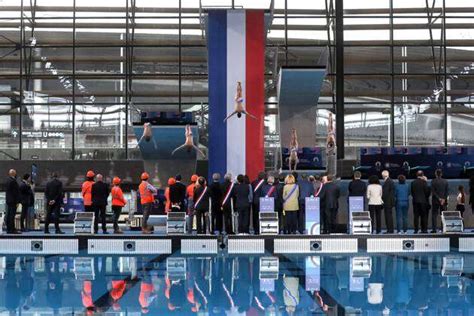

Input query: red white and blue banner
[207,10,265,180]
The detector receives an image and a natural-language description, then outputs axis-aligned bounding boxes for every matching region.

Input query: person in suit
[220,173,235,234]
[395,175,410,233]
[382,170,395,234]
[411,171,431,233]
[5,169,20,234]
[44,172,64,234]
[169,174,187,212]
[234,174,250,234]
[276,174,286,233]
[91,174,110,234]
[193,177,210,234]
[298,174,314,233]
[251,171,266,235]
[348,171,367,198]
[318,174,340,234]
[209,173,223,234]
[19,173,34,232]
[431,169,448,233]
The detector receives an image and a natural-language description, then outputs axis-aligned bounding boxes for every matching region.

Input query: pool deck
[0,229,472,255]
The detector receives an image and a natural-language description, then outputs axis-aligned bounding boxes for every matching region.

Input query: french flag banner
[207,9,265,180]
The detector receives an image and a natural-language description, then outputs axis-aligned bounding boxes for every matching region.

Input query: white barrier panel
[88,239,172,254]
[274,238,357,254]
[228,239,265,254]
[181,239,218,254]
[367,238,450,253]
[0,239,78,254]
[459,238,474,252]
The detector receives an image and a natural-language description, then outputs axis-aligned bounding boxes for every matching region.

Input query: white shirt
[367,184,383,205]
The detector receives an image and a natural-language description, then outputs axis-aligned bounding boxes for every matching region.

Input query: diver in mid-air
[172,124,205,157]
[223,81,257,122]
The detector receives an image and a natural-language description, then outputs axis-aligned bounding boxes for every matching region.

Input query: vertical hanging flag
[207,9,265,180]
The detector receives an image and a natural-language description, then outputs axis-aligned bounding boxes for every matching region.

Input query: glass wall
[0,0,473,162]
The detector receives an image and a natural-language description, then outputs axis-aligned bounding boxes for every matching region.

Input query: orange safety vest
[82,181,94,206]
[139,282,154,309]
[111,186,126,207]
[186,183,196,199]
[81,281,93,308]
[139,181,154,204]
[111,280,126,302]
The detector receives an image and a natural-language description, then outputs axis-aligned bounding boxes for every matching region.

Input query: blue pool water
[0,253,472,314]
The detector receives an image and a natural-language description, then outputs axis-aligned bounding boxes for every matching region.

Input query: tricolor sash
[194,187,208,209]
[253,179,265,193]
[222,182,235,207]
[283,184,298,203]
[266,186,276,198]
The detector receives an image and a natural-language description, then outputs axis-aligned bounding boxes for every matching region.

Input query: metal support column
[335,0,344,159]
[443,0,448,147]
[19,0,24,160]
[72,0,76,159]
[390,0,395,147]
[179,0,182,113]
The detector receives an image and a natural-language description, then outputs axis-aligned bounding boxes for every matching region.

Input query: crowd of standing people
[3,168,474,235]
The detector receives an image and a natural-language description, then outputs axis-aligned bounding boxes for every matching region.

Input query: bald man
[91,174,110,234]
[5,169,20,234]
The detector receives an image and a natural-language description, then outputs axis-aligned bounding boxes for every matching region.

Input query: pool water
[0,253,472,315]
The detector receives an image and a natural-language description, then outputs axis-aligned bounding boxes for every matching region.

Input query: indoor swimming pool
[0,253,472,315]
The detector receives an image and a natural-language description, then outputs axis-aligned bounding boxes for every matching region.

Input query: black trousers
[142,203,152,229]
[369,204,383,233]
[252,202,260,234]
[222,206,233,234]
[431,202,445,231]
[285,211,298,234]
[45,203,61,232]
[111,206,122,232]
[384,206,394,233]
[212,206,222,233]
[237,207,249,234]
[6,204,17,233]
[20,203,29,230]
[323,208,338,234]
[84,205,94,213]
[196,208,208,234]
[298,201,306,233]
[413,202,428,233]
[94,205,107,233]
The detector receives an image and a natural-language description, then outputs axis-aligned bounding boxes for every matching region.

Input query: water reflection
[0,254,472,314]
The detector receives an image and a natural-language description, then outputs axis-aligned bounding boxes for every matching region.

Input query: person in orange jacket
[139,172,157,234]
[186,174,198,232]
[82,170,95,212]
[110,280,126,311]
[111,177,126,234]
[165,177,176,214]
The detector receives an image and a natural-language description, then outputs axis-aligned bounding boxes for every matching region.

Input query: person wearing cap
[111,177,126,234]
[82,170,95,213]
[170,174,187,212]
[139,172,157,234]
[165,177,176,214]
[186,174,198,232]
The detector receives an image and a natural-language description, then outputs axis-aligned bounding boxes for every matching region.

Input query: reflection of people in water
[171,125,205,157]
[223,81,257,122]
[289,128,299,171]
[137,123,157,149]
[46,258,64,314]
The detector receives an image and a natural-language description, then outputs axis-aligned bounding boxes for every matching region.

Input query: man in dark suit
[220,173,235,234]
[298,174,314,234]
[91,174,110,234]
[251,171,266,235]
[431,169,448,233]
[318,175,340,234]
[169,174,187,212]
[19,173,34,232]
[348,171,367,198]
[411,171,431,233]
[5,169,20,234]
[209,173,223,234]
[44,172,64,234]
[382,170,395,234]
[234,174,250,234]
